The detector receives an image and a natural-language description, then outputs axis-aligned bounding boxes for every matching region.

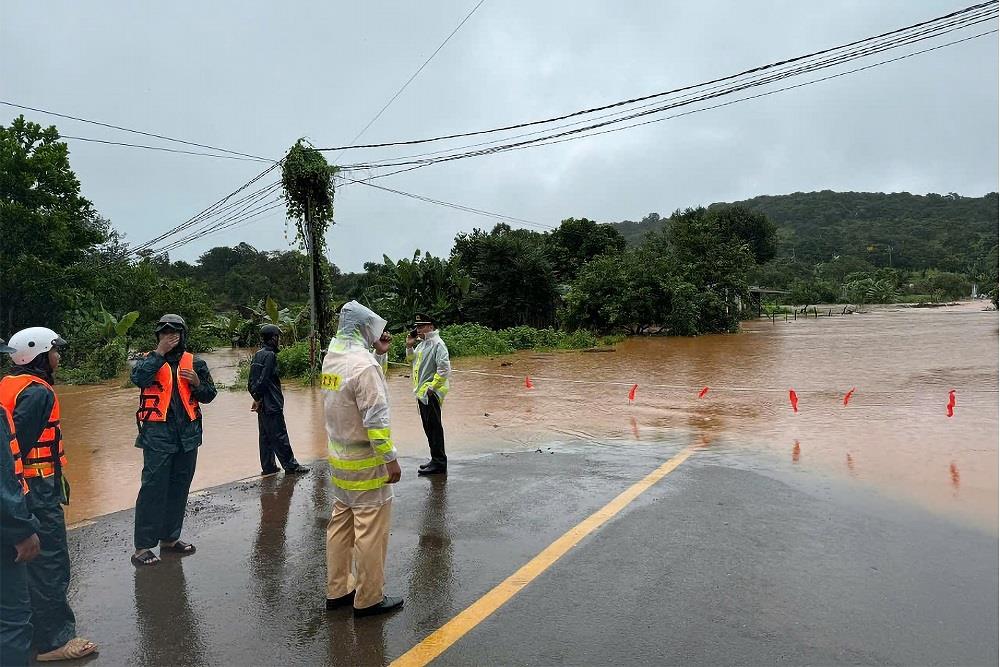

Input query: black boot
[326,590,355,609]
[354,595,404,617]
[285,463,310,474]
[418,460,433,470]
[418,462,447,476]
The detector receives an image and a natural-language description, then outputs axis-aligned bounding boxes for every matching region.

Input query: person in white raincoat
[322,301,403,617]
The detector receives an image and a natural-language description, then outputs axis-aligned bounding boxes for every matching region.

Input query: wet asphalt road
[63,441,997,666]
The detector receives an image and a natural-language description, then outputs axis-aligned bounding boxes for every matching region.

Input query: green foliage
[437,323,514,358]
[386,324,602,363]
[615,192,998,307]
[364,251,470,329]
[234,297,310,345]
[1,116,108,334]
[907,270,972,301]
[452,224,560,329]
[710,205,778,264]
[545,218,626,281]
[281,140,339,340]
[277,341,316,381]
[281,140,337,239]
[564,205,762,335]
[844,275,899,307]
[201,314,251,347]
[170,242,327,309]
[58,313,128,384]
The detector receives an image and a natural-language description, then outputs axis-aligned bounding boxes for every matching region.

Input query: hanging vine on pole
[281,139,338,368]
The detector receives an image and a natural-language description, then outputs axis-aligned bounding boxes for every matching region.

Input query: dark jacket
[248,344,284,413]
[1,404,39,552]
[131,350,217,453]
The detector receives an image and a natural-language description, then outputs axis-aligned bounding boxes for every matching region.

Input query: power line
[319,0,997,154]
[144,185,284,254]
[60,135,273,162]
[125,163,282,256]
[336,17,997,173]
[333,0,488,158]
[151,196,286,254]
[341,176,554,230]
[0,100,275,161]
[338,9,998,170]
[517,29,1000,154]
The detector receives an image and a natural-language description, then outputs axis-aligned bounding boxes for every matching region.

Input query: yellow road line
[391,445,698,667]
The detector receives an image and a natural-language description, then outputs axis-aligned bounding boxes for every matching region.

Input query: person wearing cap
[248,324,309,476]
[0,329,98,661]
[1,337,42,667]
[405,313,451,476]
[322,301,404,617]
[130,314,217,567]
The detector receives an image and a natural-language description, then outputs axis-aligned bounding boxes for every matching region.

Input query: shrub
[277,341,315,380]
[439,324,513,357]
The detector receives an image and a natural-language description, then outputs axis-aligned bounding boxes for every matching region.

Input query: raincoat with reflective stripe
[406,330,451,405]
[322,301,397,508]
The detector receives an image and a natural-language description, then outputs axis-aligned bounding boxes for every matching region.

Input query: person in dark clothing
[248,325,309,476]
[0,329,97,661]
[131,314,217,567]
[1,338,41,667]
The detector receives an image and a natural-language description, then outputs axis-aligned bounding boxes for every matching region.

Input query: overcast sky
[3,1,997,271]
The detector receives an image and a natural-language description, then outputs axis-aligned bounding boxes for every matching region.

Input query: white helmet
[5,327,67,366]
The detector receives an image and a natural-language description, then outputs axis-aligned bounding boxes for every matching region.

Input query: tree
[364,251,470,329]
[546,217,626,282]
[662,207,757,329]
[711,205,778,264]
[281,140,338,341]
[452,224,559,329]
[0,116,107,333]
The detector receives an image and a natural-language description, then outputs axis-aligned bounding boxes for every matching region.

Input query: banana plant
[236,297,310,343]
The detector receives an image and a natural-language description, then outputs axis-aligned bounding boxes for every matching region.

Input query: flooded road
[57,303,997,531]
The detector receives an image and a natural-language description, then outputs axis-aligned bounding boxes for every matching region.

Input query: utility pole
[305,193,317,379]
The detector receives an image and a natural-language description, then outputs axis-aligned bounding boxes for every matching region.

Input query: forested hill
[613,191,999,273]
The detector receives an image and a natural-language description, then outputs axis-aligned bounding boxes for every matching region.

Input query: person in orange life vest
[1,337,42,667]
[130,314,217,567]
[0,329,97,661]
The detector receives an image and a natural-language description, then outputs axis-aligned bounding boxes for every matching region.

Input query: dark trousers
[134,448,198,551]
[257,411,299,473]
[418,393,447,466]
[23,476,75,653]
[1,555,33,665]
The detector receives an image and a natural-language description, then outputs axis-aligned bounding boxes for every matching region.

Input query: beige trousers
[326,499,393,609]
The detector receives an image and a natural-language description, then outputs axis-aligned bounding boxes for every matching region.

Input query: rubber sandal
[131,550,160,567]
[160,540,196,554]
[36,637,98,661]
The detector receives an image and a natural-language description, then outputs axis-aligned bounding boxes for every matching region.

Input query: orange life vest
[0,374,66,479]
[136,352,200,424]
[1,406,28,495]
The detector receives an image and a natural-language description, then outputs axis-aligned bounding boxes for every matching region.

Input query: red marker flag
[628,384,638,402]
[843,387,856,406]
[946,389,956,417]
[789,389,799,413]
[524,376,534,390]
[698,387,710,398]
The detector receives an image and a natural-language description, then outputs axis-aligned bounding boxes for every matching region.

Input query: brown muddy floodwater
[58,303,998,532]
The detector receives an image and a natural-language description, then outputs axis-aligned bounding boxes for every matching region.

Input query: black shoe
[326,591,356,610]
[285,464,310,474]
[418,460,433,470]
[261,468,280,477]
[418,463,447,476]
[354,595,404,617]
